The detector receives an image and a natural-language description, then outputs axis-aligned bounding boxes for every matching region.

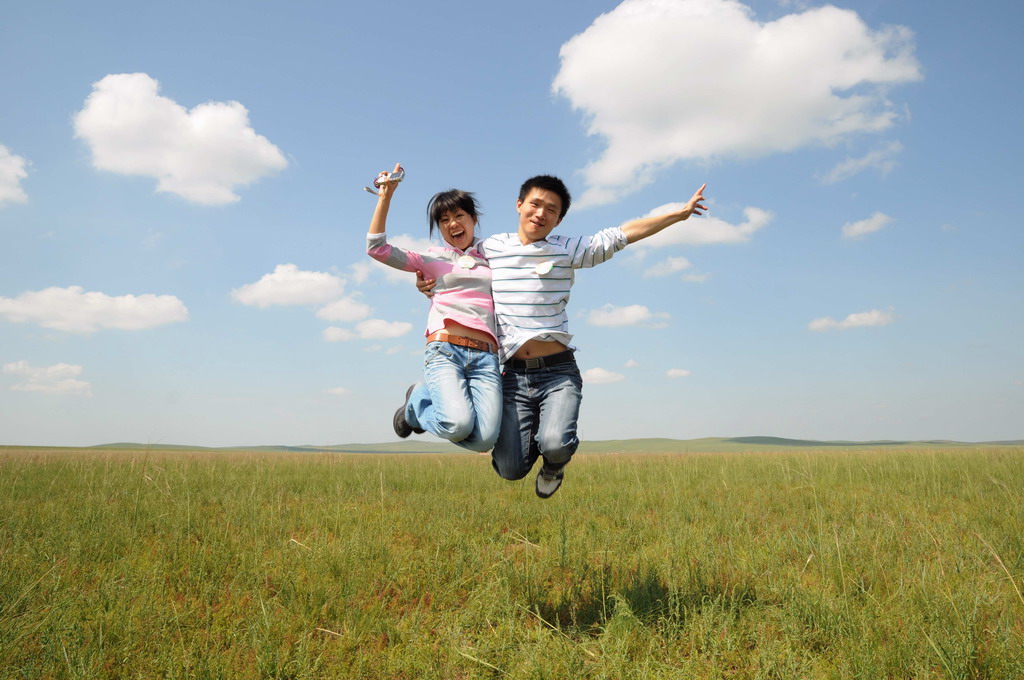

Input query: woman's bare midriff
[512,338,569,360]
[432,320,497,347]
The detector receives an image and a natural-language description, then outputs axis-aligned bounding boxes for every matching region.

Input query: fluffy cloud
[315,297,372,322]
[667,368,693,378]
[3,361,92,396]
[624,359,639,368]
[630,206,772,251]
[0,145,29,206]
[0,286,188,333]
[583,367,626,384]
[842,212,893,240]
[353,319,413,339]
[323,327,355,342]
[808,308,894,331]
[232,264,346,308]
[553,0,921,205]
[348,262,376,285]
[643,256,692,278]
[586,303,670,328]
[822,141,903,184]
[323,319,413,342]
[73,73,287,205]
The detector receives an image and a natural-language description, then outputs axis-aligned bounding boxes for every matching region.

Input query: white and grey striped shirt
[481,227,629,363]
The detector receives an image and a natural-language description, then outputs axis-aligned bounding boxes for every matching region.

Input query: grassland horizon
[4,434,1023,455]
[2,445,1022,678]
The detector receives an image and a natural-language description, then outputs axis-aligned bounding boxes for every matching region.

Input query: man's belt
[507,349,575,370]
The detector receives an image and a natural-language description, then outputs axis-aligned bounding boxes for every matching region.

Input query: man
[419,175,707,498]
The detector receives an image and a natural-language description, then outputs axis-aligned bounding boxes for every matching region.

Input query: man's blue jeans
[491,359,583,480]
[406,341,502,452]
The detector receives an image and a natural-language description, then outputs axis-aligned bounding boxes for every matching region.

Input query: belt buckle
[524,357,542,369]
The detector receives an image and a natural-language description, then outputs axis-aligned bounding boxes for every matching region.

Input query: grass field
[1,446,1022,678]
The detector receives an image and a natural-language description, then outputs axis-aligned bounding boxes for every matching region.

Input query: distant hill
[3,436,1007,454]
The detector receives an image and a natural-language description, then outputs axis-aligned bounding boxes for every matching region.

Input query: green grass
[1,447,1023,678]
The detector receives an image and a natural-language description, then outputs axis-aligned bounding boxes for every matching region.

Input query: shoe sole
[535,470,563,499]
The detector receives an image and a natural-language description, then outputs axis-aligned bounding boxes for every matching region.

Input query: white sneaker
[535,466,564,499]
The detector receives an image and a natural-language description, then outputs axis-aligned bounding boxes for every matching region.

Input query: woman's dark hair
[427,189,482,239]
[518,175,571,220]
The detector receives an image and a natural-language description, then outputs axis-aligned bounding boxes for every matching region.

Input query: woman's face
[438,208,476,251]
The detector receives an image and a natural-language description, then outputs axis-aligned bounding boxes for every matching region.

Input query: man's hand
[681,183,707,219]
[415,270,436,298]
[622,183,709,244]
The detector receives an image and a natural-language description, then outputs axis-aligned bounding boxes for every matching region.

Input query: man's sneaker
[393,385,425,438]
[535,465,564,499]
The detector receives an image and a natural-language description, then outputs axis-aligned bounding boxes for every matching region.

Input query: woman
[366,164,501,451]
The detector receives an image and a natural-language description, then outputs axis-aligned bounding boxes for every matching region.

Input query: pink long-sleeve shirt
[366,233,497,345]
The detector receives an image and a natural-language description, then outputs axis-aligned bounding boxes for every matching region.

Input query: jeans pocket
[550,362,583,389]
[424,341,454,366]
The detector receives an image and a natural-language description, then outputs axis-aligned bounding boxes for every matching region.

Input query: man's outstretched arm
[620,184,707,244]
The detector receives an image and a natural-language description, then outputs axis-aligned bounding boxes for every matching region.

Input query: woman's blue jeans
[490,360,583,480]
[406,341,502,452]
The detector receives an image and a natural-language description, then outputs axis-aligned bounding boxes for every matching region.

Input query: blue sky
[1,0,1021,447]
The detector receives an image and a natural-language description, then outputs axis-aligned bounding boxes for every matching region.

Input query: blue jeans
[406,341,502,452]
[491,359,583,480]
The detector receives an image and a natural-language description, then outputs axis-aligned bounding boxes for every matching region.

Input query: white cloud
[624,359,639,368]
[822,141,903,184]
[667,368,692,378]
[315,297,372,322]
[3,361,92,396]
[0,286,188,333]
[808,308,894,331]
[349,262,375,285]
[630,206,772,250]
[583,367,626,384]
[324,319,413,342]
[0,145,29,206]
[355,319,414,339]
[683,273,711,283]
[323,327,355,342]
[232,264,346,308]
[586,303,670,328]
[841,212,893,240]
[643,256,692,278]
[325,387,351,396]
[553,0,921,206]
[73,73,287,205]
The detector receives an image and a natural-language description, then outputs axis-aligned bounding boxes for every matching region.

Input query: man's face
[516,188,563,244]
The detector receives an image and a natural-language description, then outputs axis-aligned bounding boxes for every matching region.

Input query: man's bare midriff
[512,338,569,360]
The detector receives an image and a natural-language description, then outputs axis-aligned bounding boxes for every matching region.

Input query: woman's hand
[376,162,403,201]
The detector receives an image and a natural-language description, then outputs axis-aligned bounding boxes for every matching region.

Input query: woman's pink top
[366,233,497,345]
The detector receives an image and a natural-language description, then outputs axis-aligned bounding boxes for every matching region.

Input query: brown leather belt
[425,331,497,353]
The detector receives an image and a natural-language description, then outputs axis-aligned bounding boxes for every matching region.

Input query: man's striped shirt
[481,227,628,363]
